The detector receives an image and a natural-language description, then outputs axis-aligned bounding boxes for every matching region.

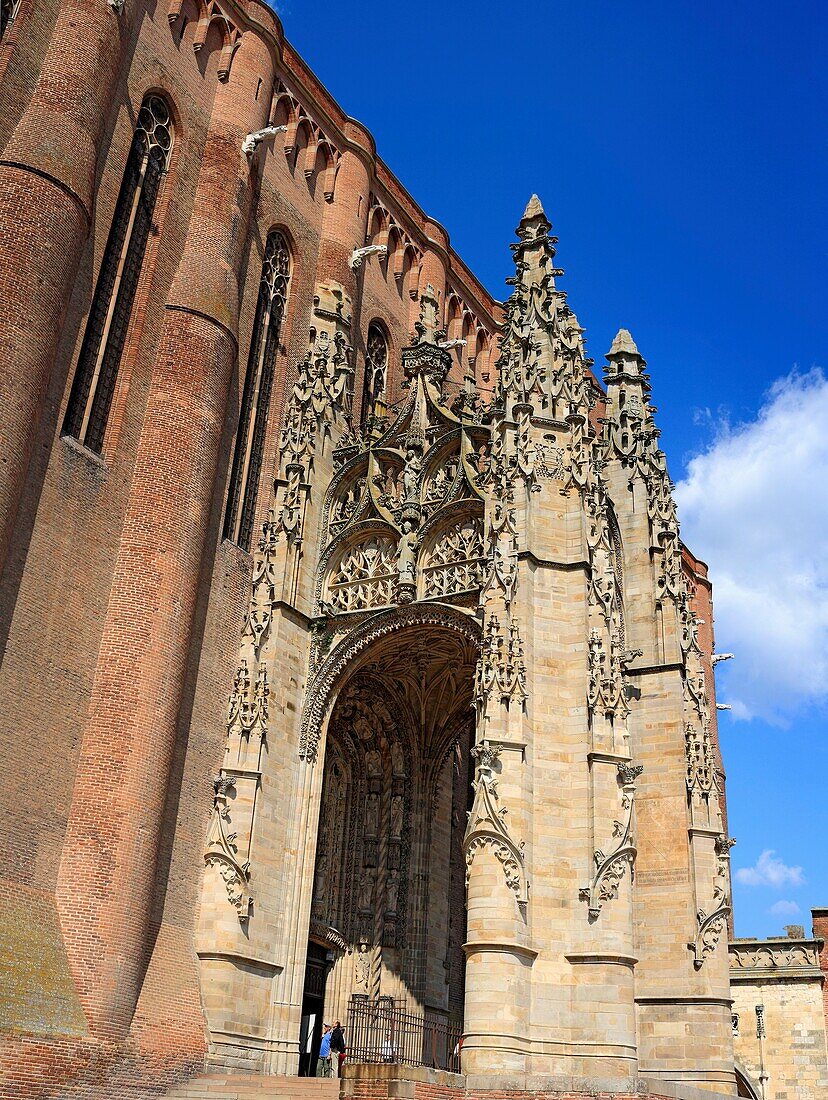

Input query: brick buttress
[54,29,278,1040]
[0,0,140,576]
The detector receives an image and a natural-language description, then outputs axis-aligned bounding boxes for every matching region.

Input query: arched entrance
[300,618,477,1070]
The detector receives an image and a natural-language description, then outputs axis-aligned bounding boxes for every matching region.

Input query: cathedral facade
[0,4,824,1100]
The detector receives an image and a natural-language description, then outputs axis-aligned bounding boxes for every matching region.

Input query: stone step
[163,1075,341,1100]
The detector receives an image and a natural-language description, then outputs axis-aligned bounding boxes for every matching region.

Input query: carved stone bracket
[464,740,528,913]
[204,775,252,923]
[690,833,735,969]
[690,904,730,970]
[579,762,642,921]
[349,244,388,270]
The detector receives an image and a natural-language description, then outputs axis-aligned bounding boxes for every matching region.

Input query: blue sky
[276,1,827,938]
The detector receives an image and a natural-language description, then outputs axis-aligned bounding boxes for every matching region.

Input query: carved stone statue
[359,868,375,911]
[402,442,423,504]
[386,868,400,914]
[365,748,381,779]
[390,794,404,838]
[391,741,406,777]
[396,515,419,598]
[365,792,380,836]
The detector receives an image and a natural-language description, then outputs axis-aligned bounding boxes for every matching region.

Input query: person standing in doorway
[330,1019,345,1078]
[317,1023,332,1077]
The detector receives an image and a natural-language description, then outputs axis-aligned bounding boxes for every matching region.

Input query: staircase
[163,1075,341,1099]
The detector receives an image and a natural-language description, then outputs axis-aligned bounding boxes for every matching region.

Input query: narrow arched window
[223,231,291,552]
[1,0,21,38]
[360,323,388,428]
[64,95,173,453]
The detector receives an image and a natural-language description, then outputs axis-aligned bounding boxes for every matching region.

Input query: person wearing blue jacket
[317,1023,332,1077]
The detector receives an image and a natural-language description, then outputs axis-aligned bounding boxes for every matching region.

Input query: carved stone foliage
[691,906,729,971]
[494,196,593,494]
[582,471,636,743]
[464,741,528,912]
[685,720,718,797]
[600,331,687,609]
[226,660,269,742]
[262,285,354,551]
[203,286,357,925]
[203,650,270,922]
[587,631,629,720]
[579,763,642,920]
[730,941,821,972]
[474,616,527,725]
[330,474,368,535]
[299,604,480,762]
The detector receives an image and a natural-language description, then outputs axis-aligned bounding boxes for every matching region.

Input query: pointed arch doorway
[300,617,478,1069]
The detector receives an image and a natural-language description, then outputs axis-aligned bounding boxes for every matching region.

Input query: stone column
[599,334,735,1094]
[462,380,535,1074]
[0,0,140,575]
[463,737,535,1076]
[54,31,277,1040]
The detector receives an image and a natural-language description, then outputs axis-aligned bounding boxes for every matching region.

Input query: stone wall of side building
[729,914,828,1099]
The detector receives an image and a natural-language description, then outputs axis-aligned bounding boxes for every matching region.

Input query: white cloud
[675,368,828,723]
[735,849,805,888]
[768,899,801,917]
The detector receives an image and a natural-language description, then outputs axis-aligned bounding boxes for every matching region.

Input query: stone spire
[601,327,652,467]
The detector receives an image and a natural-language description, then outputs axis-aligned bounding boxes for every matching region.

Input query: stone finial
[607,328,643,360]
[517,194,552,241]
[514,195,552,245]
[522,194,546,221]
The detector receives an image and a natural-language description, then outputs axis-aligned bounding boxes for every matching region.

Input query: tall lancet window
[64,95,173,453]
[0,0,21,39]
[361,323,388,427]
[223,231,291,552]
